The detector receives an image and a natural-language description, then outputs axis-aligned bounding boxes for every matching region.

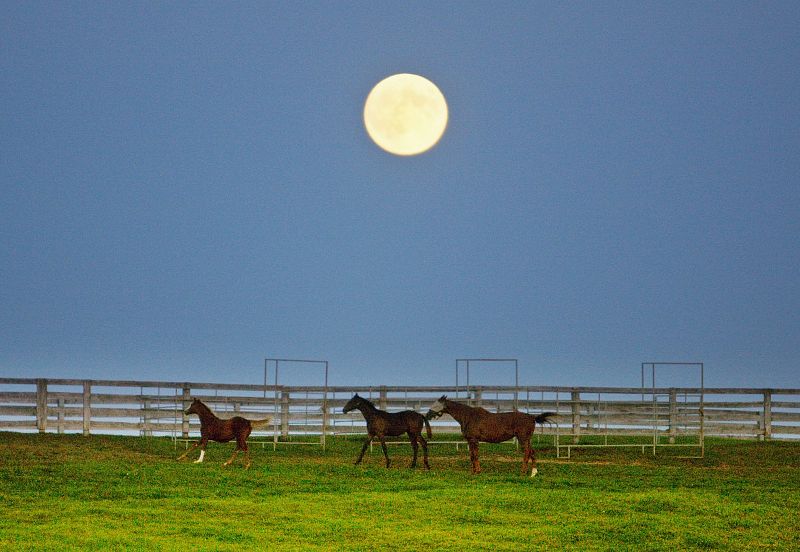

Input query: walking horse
[343,394,432,469]
[426,395,554,476]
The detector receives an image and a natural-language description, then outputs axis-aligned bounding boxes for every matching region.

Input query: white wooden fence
[1,378,799,444]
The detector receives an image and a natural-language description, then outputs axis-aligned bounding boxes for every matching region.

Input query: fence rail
[1,378,798,442]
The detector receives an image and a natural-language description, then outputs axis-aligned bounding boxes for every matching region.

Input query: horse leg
[521,436,533,476]
[355,436,372,465]
[243,444,251,470]
[239,428,252,469]
[529,444,539,477]
[409,433,419,468]
[224,449,238,467]
[193,438,209,464]
[379,437,391,468]
[468,440,481,474]
[418,433,430,470]
[230,438,250,469]
[176,439,199,461]
[224,446,240,467]
[225,443,249,468]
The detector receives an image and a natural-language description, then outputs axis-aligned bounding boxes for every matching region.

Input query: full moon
[363,73,448,156]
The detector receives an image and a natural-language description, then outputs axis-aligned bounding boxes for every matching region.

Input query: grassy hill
[1,432,799,550]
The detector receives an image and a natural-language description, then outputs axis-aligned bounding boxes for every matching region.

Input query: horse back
[203,416,251,442]
[372,410,424,437]
[464,410,534,443]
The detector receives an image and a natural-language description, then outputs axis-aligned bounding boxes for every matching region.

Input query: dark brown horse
[426,395,554,476]
[343,394,432,469]
[177,398,271,469]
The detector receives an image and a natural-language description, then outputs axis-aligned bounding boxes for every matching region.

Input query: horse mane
[444,398,491,420]
[357,395,378,411]
[191,399,217,418]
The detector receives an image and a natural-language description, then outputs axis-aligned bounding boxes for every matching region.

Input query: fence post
[36,379,48,434]
[182,385,190,438]
[379,387,388,411]
[571,390,581,444]
[82,381,91,436]
[763,391,772,441]
[57,398,65,434]
[281,391,290,439]
[321,391,328,451]
[668,389,677,444]
[143,399,151,437]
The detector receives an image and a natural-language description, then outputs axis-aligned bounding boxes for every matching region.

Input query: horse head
[342,393,362,414]
[425,395,448,420]
[185,397,203,416]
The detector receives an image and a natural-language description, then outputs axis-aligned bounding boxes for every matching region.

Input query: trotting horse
[343,394,432,469]
[177,398,271,469]
[426,395,554,476]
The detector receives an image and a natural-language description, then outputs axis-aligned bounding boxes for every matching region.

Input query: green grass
[1,432,799,550]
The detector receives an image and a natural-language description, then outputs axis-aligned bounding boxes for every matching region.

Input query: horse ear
[440,395,447,401]
[354,393,361,399]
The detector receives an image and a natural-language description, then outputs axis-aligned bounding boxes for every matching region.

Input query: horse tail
[249,417,272,430]
[534,412,556,425]
[423,414,433,439]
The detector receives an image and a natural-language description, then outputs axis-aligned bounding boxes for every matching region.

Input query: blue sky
[2,3,799,388]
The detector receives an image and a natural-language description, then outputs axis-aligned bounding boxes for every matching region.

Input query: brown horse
[343,394,432,469]
[426,395,554,476]
[177,398,271,469]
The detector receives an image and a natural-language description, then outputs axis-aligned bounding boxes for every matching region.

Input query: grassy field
[1,432,799,551]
